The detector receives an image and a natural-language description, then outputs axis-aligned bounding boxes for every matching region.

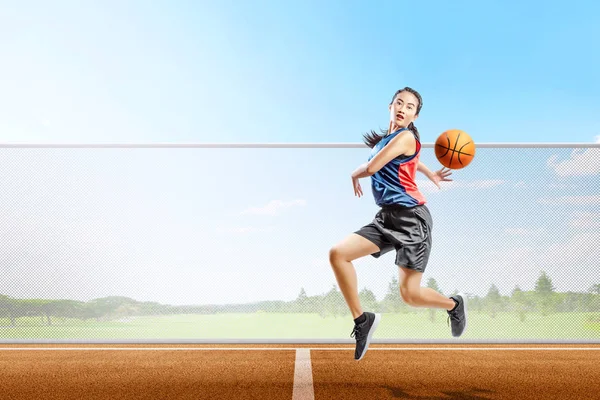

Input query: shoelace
[351,325,367,341]
[447,312,461,327]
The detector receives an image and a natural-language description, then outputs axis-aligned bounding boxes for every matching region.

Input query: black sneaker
[350,312,381,361]
[447,293,467,337]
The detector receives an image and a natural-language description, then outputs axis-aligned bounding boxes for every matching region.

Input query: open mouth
[396,114,404,120]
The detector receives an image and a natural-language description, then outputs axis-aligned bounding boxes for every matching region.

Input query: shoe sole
[455,292,468,337]
[356,313,381,361]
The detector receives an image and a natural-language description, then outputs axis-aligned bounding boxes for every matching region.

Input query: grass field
[0,312,600,340]
[1,312,599,340]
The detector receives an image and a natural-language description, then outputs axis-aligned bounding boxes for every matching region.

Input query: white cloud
[595,135,600,143]
[548,183,578,190]
[42,119,51,127]
[547,148,600,177]
[240,199,307,216]
[458,246,540,295]
[569,212,600,229]
[514,181,527,188]
[504,227,545,236]
[460,226,599,294]
[537,195,600,205]
[467,179,506,189]
[416,180,439,192]
[417,179,505,193]
[216,226,275,234]
[541,232,600,267]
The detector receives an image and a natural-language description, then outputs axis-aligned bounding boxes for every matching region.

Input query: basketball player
[328,87,468,361]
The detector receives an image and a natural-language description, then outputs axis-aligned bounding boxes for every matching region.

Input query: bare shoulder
[389,130,416,146]
[388,130,417,155]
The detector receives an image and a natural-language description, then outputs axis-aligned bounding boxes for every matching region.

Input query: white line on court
[1,347,599,351]
[292,349,314,400]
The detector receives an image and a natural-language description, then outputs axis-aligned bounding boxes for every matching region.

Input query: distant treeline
[1,271,599,326]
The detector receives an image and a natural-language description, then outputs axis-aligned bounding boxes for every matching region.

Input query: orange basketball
[434,129,476,169]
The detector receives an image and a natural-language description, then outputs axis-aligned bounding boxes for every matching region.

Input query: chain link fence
[0,144,599,342]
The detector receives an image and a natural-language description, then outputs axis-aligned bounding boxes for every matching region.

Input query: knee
[400,286,419,306]
[328,245,345,265]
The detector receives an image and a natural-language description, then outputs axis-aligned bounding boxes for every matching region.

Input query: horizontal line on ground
[2,339,599,344]
[1,347,599,351]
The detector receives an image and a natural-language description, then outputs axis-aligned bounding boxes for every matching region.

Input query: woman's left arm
[418,161,453,189]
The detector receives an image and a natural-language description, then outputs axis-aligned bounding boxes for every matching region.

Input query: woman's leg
[329,233,380,319]
[397,266,456,310]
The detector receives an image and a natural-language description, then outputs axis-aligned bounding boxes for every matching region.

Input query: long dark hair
[363,87,423,148]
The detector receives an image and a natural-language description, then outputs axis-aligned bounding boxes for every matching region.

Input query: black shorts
[354,204,433,272]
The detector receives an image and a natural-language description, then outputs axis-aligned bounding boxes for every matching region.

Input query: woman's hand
[430,167,453,189]
[352,177,363,197]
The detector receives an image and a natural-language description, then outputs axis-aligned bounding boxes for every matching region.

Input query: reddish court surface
[0,344,599,400]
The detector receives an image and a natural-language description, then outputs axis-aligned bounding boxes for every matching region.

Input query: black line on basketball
[457,141,475,165]
[437,144,473,156]
[449,132,461,167]
[436,136,450,157]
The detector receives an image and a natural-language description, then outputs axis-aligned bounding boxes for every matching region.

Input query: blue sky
[1,0,599,144]
[0,1,599,306]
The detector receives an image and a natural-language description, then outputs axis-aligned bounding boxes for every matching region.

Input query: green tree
[380,276,407,313]
[556,292,595,313]
[468,295,483,314]
[359,287,378,313]
[426,278,443,322]
[534,271,557,316]
[0,295,17,326]
[322,285,346,318]
[15,299,48,325]
[293,288,309,313]
[87,296,138,321]
[511,286,534,322]
[39,300,87,325]
[484,284,503,318]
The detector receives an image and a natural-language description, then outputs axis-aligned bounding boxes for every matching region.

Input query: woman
[329,87,467,361]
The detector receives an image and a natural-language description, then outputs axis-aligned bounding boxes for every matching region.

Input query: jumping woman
[329,87,468,361]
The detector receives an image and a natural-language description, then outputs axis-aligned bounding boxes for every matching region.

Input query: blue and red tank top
[368,128,426,207]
